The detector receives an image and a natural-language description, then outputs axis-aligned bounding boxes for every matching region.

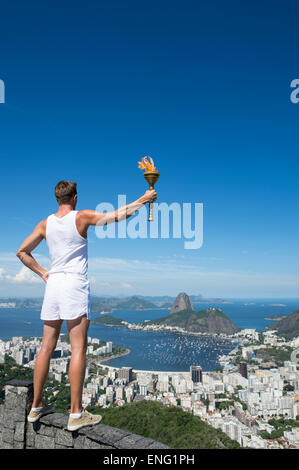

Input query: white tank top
[46,210,88,277]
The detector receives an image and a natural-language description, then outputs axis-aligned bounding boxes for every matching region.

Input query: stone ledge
[36,413,171,449]
[5,380,33,388]
[39,413,68,429]
[78,423,132,445]
[1,381,170,449]
[115,434,156,449]
[147,440,171,449]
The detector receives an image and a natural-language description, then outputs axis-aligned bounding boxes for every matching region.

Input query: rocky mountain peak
[170,292,194,314]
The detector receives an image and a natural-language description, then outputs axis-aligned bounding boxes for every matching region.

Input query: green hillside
[115,296,157,310]
[142,308,239,335]
[270,310,299,339]
[93,315,124,326]
[90,295,158,314]
[86,400,241,449]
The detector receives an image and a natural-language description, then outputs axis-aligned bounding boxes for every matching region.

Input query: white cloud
[120,282,133,289]
[87,256,299,297]
[1,254,299,298]
[0,251,50,265]
[0,253,20,262]
[6,266,43,284]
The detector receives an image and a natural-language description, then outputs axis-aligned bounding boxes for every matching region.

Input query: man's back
[39,209,91,322]
[46,210,88,277]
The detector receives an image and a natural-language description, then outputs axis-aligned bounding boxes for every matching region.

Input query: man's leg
[32,319,63,408]
[67,314,90,414]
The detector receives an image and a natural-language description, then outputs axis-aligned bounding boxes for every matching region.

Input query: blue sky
[1,1,299,298]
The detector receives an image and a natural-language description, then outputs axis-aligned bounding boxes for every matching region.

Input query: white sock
[70,412,82,419]
[32,406,43,412]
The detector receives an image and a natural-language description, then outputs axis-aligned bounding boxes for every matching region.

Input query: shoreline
[95,348,131,365]
[93,318,240,341]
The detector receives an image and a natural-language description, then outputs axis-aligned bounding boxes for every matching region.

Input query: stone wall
[0,380,169,449]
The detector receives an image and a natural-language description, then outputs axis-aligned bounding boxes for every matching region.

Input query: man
[16,180,157,431]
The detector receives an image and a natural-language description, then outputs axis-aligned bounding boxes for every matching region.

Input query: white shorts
[41,272,91,321]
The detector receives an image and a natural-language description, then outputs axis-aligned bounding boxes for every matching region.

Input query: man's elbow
[16,249,25,261]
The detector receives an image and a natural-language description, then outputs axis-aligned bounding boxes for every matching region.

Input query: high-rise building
[139,384,147,396]
[15,350,24,365]
[116,386,125,400]
[239,363,248,379]
[52,349,62,359]
[118,367,133,383]
[106,386,115,403]
[190,365,203,384]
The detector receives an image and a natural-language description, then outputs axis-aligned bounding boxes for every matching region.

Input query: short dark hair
[54,180,77,205]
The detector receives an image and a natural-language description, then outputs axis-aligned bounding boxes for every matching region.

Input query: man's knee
[71,340,88,355]
[39,342,57,356]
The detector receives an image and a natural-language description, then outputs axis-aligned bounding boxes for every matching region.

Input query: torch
[138,156,160,222]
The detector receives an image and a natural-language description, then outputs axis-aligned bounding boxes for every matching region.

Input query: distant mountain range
[0,293,231,312]
[90,295,158,313]
[89,293,234,313]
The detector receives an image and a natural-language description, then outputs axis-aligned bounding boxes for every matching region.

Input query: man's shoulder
[76,210,104,228]
[77,210,96,220]
[34,218,48,238]
[77,209,94,215]
[38,218,48,228]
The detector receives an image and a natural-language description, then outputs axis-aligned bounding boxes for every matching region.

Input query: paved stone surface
[79,423,131,446]
[1,441,14,449]
[35,434,55,449]
[115,433,154,449]
[3,413,16,430]
[14,422,25,442]
[2,428,14,445]
[55,428,74,447]
[40,413,68,428]
[13,441,24,449]
[6,380,33,388]
[84,437,114,449]
[147,440,171,449]
[73,435,85,448]
[37,423,56,438]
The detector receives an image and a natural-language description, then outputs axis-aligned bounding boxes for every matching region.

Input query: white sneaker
[27,403,54,423]
[67,410,102,431]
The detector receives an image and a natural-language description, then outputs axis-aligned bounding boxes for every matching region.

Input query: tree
[219,402,229,411]
[270,429,283,439]
[283,384,294,392]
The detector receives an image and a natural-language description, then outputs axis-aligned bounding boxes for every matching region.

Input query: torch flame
[138,156,156,171]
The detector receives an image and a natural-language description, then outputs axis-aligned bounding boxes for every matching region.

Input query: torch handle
[148,184,154,222]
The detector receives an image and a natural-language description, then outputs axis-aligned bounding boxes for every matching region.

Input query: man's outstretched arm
[78,189,157,230]
[16,220,49,282]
